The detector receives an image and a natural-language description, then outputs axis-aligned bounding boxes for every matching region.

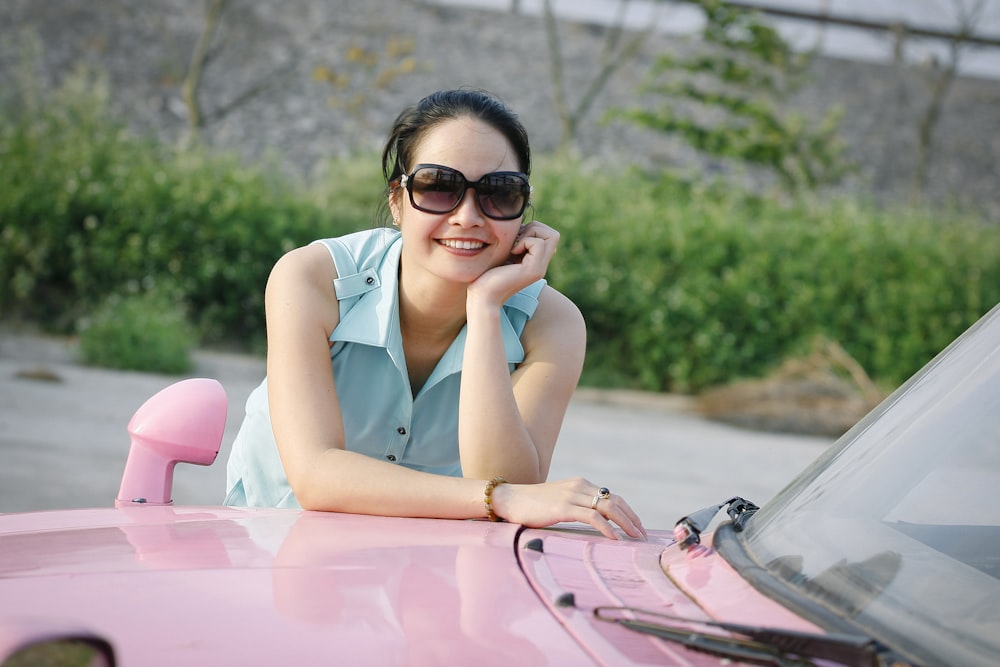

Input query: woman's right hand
[489,477,647,541]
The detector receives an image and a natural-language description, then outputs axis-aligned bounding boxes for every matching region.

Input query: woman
[226,89,645,540]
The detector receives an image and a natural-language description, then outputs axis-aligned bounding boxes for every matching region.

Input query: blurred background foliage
[535,161,998,392]
[2,63,997,391]
[614,0,850,191]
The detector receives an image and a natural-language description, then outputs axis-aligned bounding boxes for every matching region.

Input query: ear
[388,183,402,226]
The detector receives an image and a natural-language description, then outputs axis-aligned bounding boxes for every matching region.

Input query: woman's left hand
[489,477,647,541]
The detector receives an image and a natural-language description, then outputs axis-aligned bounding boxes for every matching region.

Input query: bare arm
[263,241,643,539]
[264,245,486,518]
[458,285,585,483]
[457,220,585,483]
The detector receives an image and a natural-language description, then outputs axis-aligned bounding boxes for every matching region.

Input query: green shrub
[78,288,197,374]
[0,67,354,349]
[3,66,999,393]
[533,157,1000,392]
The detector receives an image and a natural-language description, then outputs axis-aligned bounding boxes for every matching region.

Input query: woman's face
[393,116,525,287]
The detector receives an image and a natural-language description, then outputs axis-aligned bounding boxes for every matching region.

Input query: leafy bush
[78,288,196,374]
[3,67,998,388]
[0,67,360,352]
[533,158,1000,392]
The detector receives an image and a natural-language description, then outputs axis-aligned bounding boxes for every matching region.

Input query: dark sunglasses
[399,163,531,221]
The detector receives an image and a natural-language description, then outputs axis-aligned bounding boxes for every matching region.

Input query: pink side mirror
[116,378,227,507]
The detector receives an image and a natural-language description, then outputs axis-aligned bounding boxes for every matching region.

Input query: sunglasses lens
[477,174,529,219]
[407,166,529,219]
[410,167,464,214]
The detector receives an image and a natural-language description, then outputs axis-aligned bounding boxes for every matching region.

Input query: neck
[397,268,469,344]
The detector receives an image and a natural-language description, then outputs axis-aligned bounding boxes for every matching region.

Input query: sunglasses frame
[399,163,532,221]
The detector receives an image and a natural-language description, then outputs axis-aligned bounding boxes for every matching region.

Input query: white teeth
[440,239,485,250]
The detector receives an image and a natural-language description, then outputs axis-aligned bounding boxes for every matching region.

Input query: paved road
[437,0,1000,80]
[0,331,833,530]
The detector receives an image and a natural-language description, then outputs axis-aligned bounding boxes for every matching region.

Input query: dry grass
[696,336,885,437]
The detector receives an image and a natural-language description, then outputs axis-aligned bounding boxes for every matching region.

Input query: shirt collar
[329,235,401,349]
[330,237,538,387]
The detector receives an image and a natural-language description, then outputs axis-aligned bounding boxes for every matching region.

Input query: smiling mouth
[438,239,487,250]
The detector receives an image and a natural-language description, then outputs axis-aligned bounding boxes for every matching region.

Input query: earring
[392,218,400,227]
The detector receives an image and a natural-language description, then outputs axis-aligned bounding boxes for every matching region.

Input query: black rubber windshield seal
[713,523,861,635]
[713,523,925,666]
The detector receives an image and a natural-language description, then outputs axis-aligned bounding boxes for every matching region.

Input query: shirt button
[386,454,397,462]
[365,276,375,285]
[396,426,407,435]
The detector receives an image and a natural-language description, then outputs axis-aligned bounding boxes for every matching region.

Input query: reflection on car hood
[0,507,594,666]
[0,506,835,666]
[516,526,825,665]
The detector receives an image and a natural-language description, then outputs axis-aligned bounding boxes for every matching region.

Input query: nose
[449,186,487,226]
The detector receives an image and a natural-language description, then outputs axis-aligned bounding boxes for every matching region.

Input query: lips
[438,239,487,250]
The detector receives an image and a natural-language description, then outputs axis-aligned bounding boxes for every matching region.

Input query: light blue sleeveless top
[225,227,545,508]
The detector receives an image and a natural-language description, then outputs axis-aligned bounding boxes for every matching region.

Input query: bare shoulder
[522,285,586,352]
[268,242,338,289]
[265,242,341,335]
[536,285,584,326]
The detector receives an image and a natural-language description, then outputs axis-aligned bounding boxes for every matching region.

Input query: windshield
[739,303,1000,667]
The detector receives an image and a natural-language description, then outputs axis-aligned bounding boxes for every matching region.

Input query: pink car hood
[0,507,596,666]
[517,526,823,666]
[0,507,818,666]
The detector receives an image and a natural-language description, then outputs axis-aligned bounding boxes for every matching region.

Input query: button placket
[384,404,412,464]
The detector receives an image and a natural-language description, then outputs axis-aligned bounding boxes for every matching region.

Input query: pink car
[2,303,999,666]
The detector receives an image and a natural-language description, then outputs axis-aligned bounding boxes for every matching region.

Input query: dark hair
[381,88,531,189]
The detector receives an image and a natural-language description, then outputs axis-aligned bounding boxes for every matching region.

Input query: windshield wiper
[594,606,910,667]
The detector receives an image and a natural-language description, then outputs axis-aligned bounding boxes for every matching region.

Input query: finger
[571,504,620,540]
[565,489,618,540]
[595,495,647,540]
[597,504,642,540]
[517,236,557,264]
[520,227,559,246]
[516,222,559,244]
[522,220,555,234]
[613,498,647,538]
[593,516,621,541]
[607,506,647,540]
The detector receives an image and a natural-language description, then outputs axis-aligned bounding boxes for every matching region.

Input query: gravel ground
[1,0,998,217]
[0,328,833,530]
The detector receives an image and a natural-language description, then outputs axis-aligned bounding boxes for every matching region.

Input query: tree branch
[181,0,228,132]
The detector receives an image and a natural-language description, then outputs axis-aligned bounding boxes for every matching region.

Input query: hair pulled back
[381,89,531,188]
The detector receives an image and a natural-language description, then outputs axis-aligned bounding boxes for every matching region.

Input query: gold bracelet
[484,476,507,522]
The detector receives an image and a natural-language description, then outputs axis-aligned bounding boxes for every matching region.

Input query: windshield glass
[740,304,1000,667]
